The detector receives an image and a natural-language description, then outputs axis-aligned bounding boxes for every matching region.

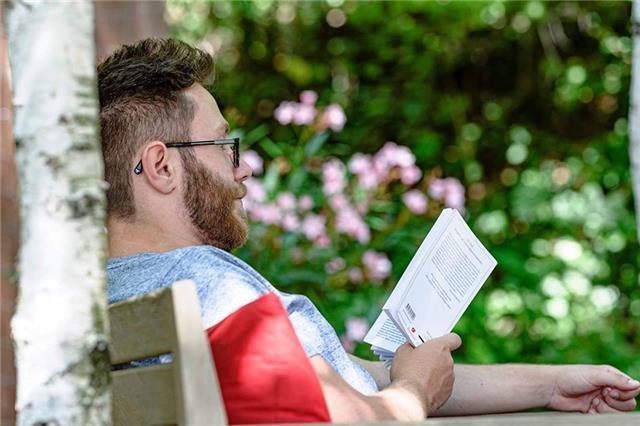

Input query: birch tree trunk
[630,0,640,241]
[5,1,110,424]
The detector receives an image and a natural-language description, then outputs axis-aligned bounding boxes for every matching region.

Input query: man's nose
[234,158,253,182]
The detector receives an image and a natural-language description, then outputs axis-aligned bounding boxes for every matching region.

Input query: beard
[182,156,249,251]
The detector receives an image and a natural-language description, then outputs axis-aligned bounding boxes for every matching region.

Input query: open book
[364,208,497,362]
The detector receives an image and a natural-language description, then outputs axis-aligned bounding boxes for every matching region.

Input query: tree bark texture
[5,1,110,424]
[1,2,19,424]
[630,0,640,242]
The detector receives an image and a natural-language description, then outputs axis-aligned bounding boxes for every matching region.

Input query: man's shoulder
[164,245,270,289]
[170,245,244,273]
[108,245,273,302]
[165,246,275,327]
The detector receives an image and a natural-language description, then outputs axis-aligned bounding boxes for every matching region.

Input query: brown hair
[98,38,214,218]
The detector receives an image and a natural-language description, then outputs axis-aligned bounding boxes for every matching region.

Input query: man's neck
[107,217,201,258]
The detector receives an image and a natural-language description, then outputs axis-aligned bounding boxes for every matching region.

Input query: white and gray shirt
[107,245,378,395]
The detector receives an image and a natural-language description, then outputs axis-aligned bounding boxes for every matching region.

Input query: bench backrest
[108,280,227,425]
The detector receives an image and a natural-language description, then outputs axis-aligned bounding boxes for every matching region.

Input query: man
[101,38,640,422]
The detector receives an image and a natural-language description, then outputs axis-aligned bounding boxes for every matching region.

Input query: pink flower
[357,173,379,190]
[292,103,317,126]
[300,90,318,105]
[429,178,466,211]
[321,103,347,131]
[323,158,346,180]
[354,225,371,244]
[428,178,447,199]
[329,194,349,211]
[394,145,416,168]
[445,190,465,211]
[302,214,326,241]
[376,142,401,165]
[402,190,428,214]
[245,177,266,203]
[282,214,300,231]
[274,101,296,125]
[362,250,392,282]
[372,145,395,179]
[336,208,371,244]
[345,317,370,341]
[340,334,355,352]
[316,234,331,248]
[298,195,314,211]
[242,150,264,175]
[372,142,417,182]
[348,267,364,283]
[400,165,422,185]
[322,159,346,196]
[276,192,296,211]
[251,203,280,225]
[325,257,346,274]
[348,153,373,175]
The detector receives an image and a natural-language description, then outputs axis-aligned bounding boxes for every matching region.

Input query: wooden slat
[170,281,227,425]
[111,363,176,426]
[109,280,227,425]
[108,286,176,364]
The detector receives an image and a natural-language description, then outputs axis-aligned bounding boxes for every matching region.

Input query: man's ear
[139,141,179,194]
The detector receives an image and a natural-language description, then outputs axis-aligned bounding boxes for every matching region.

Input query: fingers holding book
[390,333,462,414]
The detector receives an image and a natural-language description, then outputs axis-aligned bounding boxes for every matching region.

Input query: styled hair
[97,38,214,218]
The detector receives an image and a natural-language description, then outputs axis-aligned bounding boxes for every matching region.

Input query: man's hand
[546,365,640,413]
[390,333,462,414]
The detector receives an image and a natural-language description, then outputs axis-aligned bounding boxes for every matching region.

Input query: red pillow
[206,292,331,424]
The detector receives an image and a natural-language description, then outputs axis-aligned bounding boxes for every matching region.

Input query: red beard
[182,155,249,251]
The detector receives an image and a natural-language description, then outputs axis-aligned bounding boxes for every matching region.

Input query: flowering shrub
[172,1,640,376]
[237,91,465,349]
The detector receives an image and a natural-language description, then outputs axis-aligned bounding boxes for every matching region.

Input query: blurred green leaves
[168,0,639,378]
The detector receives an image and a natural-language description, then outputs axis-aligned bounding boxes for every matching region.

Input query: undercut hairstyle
[97,38,214,218]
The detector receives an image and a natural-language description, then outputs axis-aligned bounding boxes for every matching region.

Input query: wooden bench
[108,280,226,425]
[108,281,640,425]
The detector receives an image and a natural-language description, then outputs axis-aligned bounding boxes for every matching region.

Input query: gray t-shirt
[107,245,378,395]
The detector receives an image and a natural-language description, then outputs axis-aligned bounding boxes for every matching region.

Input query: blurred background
[166,0,639,375]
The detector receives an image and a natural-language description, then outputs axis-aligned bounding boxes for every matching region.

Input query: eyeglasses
[134,137,240,175]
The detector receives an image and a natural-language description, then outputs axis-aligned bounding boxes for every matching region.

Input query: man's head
[98,38,252,251]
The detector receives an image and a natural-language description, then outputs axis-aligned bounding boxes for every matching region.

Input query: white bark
[6,1,110,424]
[630,0,640,242]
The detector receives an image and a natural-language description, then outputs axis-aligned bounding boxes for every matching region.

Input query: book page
[383,209,453,315]
[393,210,496,346]
[363,311,406,353]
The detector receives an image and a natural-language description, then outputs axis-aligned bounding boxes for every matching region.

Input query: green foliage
[168,0,639,376]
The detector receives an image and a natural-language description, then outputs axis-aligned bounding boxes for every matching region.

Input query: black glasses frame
[134,137,240,175]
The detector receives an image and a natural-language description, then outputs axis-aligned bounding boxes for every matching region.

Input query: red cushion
[206,292,331,424]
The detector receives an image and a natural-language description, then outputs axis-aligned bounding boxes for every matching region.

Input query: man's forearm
[431,364,554,416]
[349,356,556,417]
[348,354,391,389]
[313,355,427,421]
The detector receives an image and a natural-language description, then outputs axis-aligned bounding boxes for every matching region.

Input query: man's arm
[312,333,461,422]
[310,355,426,422]
[432,364,550,415]
[348,353,391,389]
[349,357,640,416]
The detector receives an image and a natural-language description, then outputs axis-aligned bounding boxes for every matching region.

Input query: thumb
[437,333,462,351]
[592,366,640,390]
